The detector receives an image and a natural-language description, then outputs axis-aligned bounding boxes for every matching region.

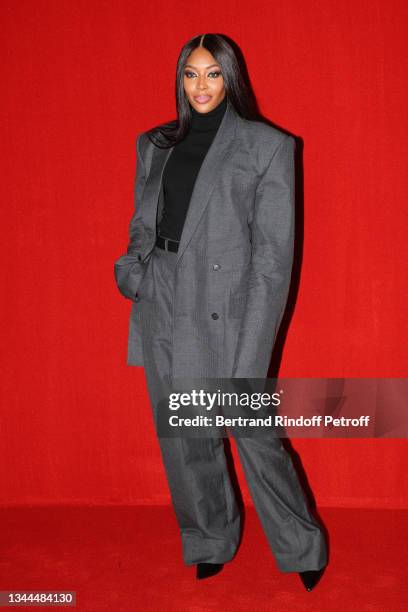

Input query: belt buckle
[164,237,169,251]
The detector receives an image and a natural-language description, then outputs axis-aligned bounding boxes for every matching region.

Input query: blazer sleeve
[231,134,296,378]
[114,133,147,300]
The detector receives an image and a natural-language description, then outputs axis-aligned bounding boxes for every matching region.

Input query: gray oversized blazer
[114,98,295,379]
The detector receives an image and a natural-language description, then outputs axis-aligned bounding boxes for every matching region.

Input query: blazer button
[213,263,221,270]
[211,312,219,320]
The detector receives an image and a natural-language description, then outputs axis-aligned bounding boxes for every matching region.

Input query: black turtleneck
[158,95,228,242]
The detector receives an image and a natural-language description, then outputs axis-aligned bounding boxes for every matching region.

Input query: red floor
[0,506,406,611]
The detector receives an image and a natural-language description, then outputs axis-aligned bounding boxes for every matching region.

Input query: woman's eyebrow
[184,63,220,69]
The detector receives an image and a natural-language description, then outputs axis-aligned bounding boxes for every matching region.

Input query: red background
[1,0,407,508]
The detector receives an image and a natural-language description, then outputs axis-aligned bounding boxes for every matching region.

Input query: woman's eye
[183,71,222,79]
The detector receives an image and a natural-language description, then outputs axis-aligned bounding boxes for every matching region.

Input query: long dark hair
[146,33,261,148]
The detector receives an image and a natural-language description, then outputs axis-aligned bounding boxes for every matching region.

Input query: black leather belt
[156,234,179,253]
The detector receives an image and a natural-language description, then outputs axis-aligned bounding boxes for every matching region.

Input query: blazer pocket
[137,267,156,302]
[114,254,145,301]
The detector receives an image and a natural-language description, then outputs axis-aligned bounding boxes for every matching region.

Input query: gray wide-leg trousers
[138,245,327,572]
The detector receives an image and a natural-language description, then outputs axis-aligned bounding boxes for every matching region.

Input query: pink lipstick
[194,95,212,104]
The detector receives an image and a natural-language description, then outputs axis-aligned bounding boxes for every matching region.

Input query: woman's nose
[196,77,207,90]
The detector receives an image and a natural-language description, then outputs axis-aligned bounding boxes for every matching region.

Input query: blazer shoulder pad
[246,119,293,145]
[238,119,296,171]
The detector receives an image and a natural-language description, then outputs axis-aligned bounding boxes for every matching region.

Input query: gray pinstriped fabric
[137,244,327,571]
[114,98,327,570]
[115,98,297,379]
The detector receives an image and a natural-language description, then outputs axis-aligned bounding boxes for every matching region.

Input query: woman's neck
[189,96,228,132]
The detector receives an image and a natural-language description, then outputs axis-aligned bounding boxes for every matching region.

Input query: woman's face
[183,47,226,113]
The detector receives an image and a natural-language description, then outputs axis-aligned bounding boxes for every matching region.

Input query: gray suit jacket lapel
[142,99,239,265]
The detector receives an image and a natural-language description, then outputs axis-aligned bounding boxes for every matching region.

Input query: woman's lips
[194,95,212,104]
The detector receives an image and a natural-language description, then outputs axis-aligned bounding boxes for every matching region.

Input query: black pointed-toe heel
[299,566,326,591]
[196,562,224,580]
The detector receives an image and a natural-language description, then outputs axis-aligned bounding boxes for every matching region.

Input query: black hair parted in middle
[145,33,262,149]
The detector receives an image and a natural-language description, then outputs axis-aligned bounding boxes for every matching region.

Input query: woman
[114,33,327,590]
